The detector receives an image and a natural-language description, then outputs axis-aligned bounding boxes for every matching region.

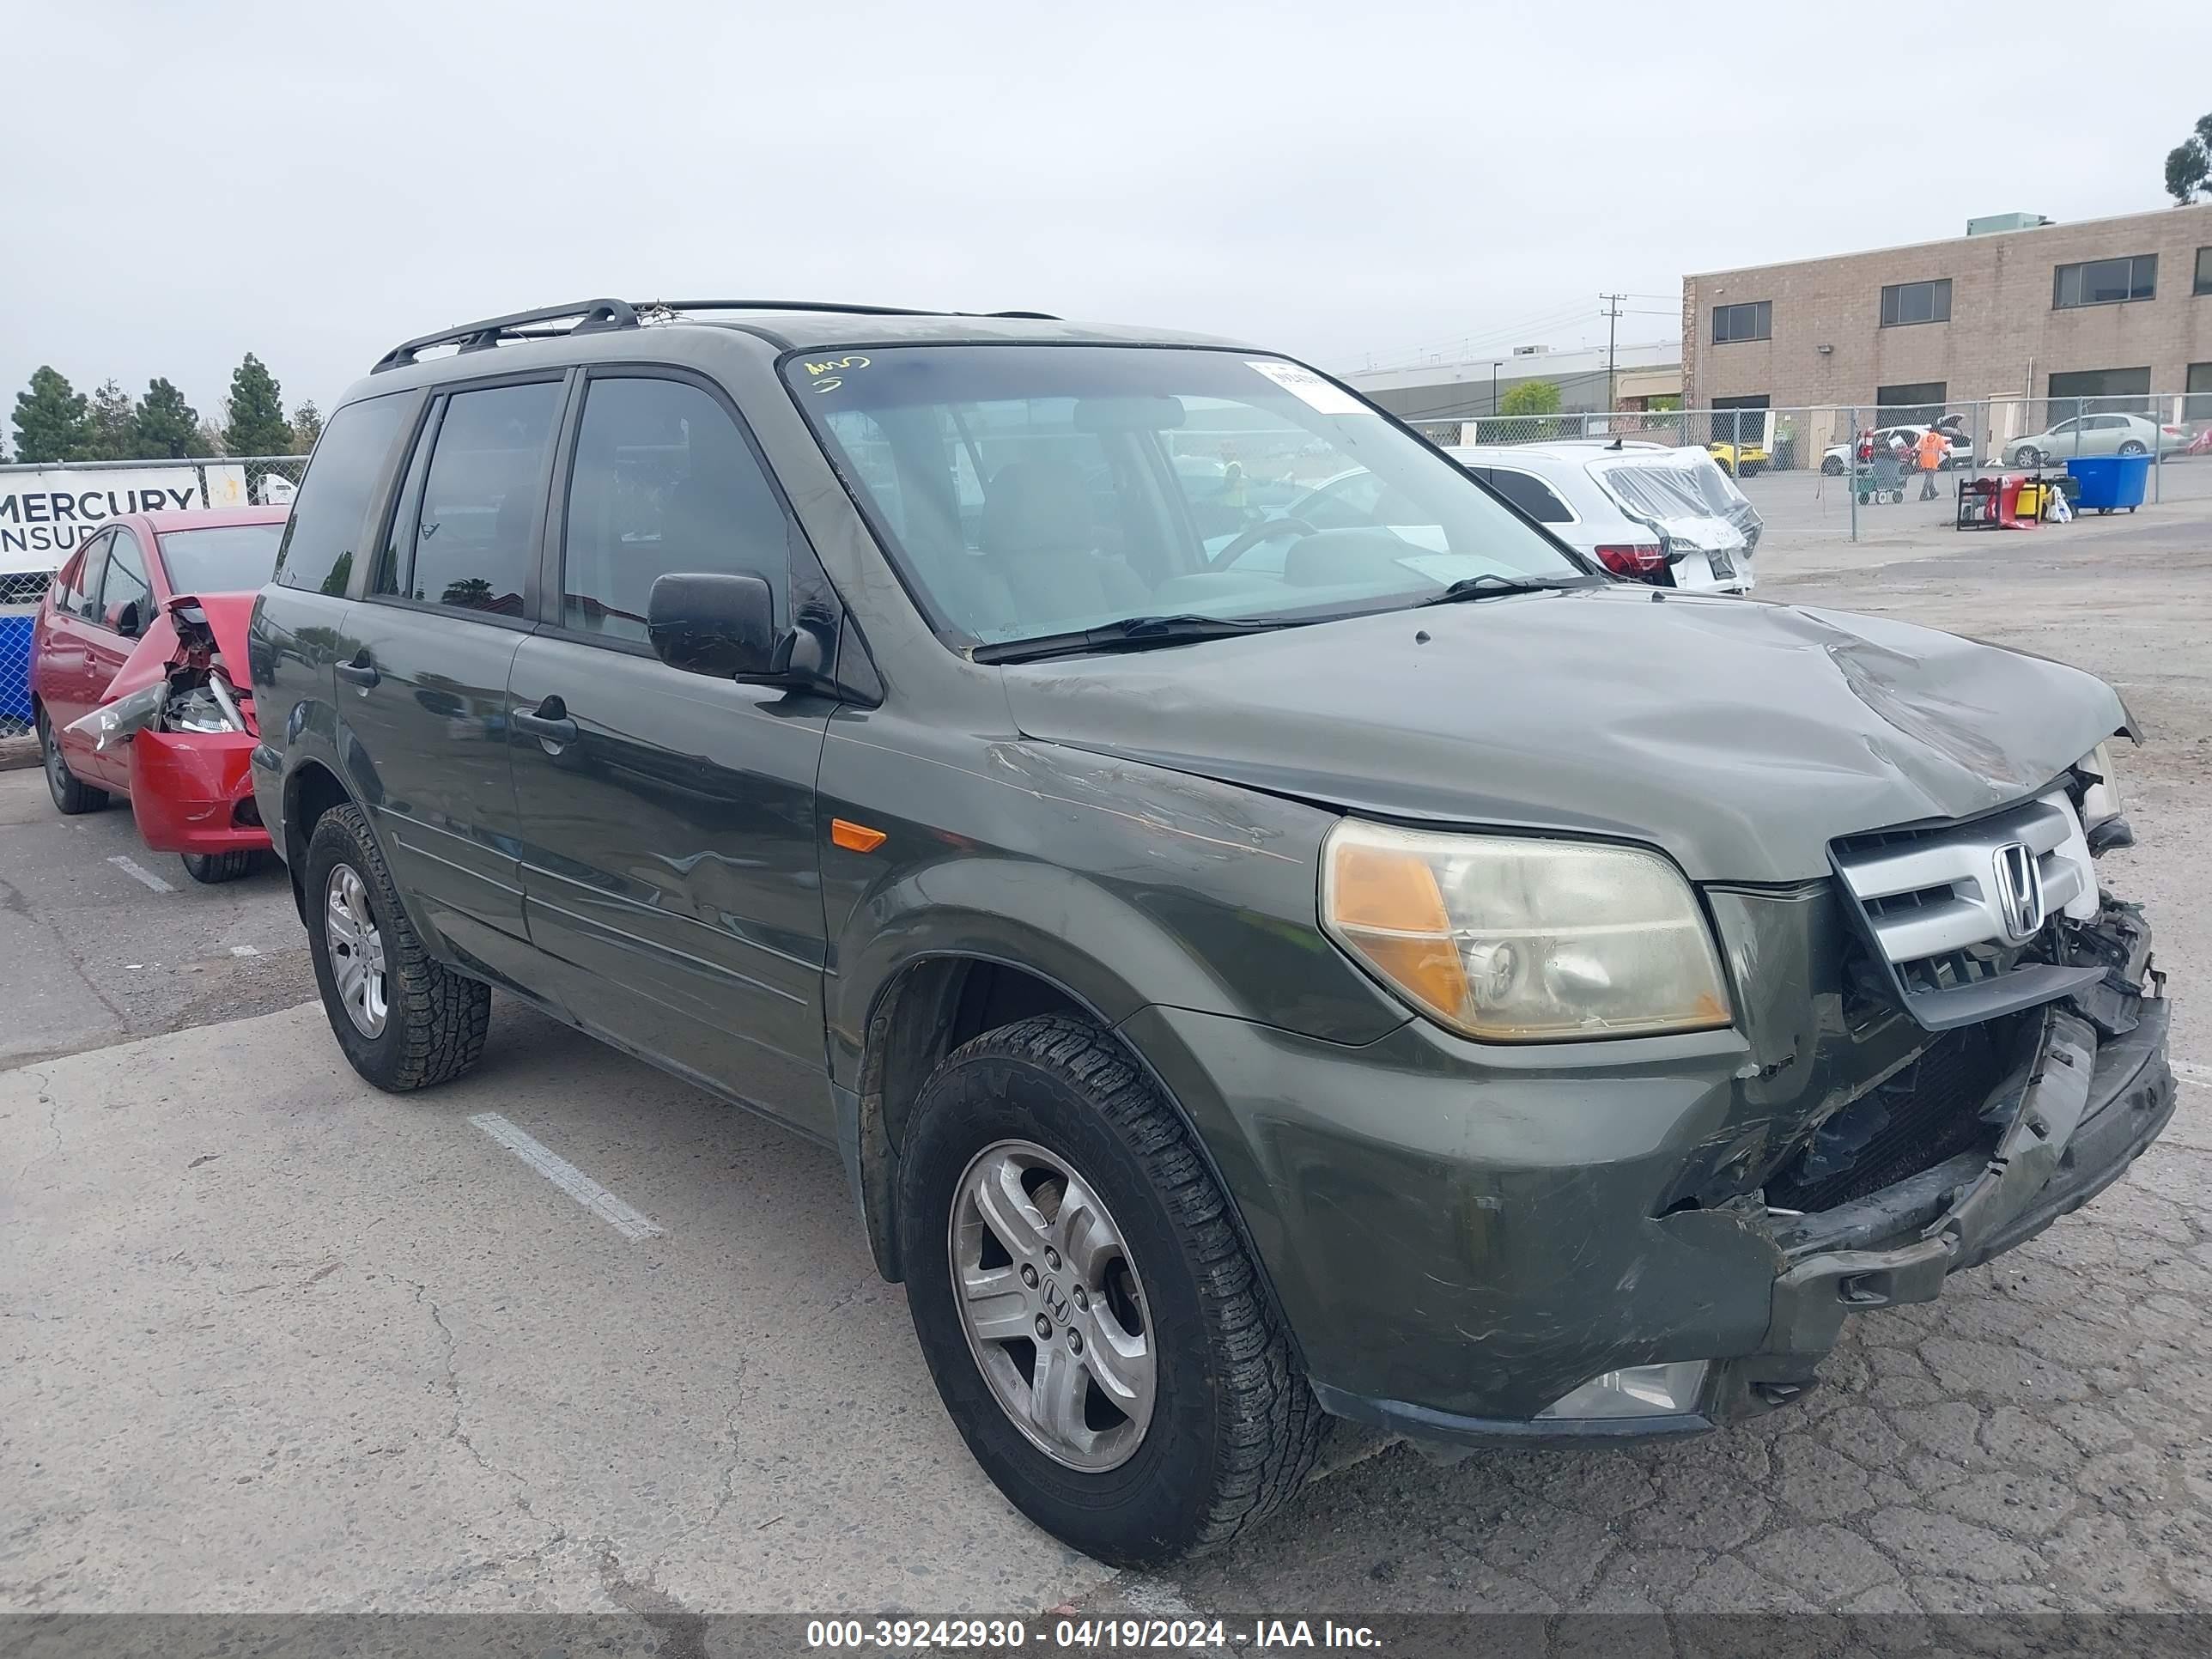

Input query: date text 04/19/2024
[804,1619,1382,1650]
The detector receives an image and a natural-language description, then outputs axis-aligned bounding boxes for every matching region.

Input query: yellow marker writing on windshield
[806,355,871,392]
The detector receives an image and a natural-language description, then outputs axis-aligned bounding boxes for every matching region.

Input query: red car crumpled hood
[100,592,258,717]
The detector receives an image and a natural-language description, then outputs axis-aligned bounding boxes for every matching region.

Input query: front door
[40,531,114,773]
[77,525,159,789]
[333,375,566,980]
[506,370,836,1135]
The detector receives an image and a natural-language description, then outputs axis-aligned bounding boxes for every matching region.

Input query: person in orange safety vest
[1915,426,1949,500]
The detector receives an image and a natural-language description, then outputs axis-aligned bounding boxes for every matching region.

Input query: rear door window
[1482,468,1574,524]
[557,375,790,642]
[399,381,563,617]
[275,392,416,597]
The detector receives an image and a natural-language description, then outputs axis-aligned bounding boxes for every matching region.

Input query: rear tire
[181,849,259,884]
[303,802,489,1092]
[898,1015,1325,1566]
[2118,440,2147,457]
[1820,456,1844,477]
[37,707,106,815]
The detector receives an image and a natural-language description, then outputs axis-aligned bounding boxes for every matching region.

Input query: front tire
[303,802,489,1091]
[37,706,106,815]
[2118,440,2147,457]
[898,1016,1324,1565]
[181,849,259,884]
[2015,445,2045,468]
[1821,456,1844,477]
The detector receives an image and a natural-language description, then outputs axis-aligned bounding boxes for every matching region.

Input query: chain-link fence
[0,454,307,737]
[1413,392,2210,546]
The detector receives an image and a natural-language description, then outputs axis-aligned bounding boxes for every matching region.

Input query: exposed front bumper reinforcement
[1319,989,2173,1451]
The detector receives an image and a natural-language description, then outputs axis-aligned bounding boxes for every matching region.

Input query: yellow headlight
[1321,822,1732,1042]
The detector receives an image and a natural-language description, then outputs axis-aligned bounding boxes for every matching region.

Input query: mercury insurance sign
[0,463,248,574]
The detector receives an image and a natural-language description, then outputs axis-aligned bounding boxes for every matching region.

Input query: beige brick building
[1680,205,2212,428]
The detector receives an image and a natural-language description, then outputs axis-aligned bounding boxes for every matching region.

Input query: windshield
[157,522,286,594]
[788,345,1592,649]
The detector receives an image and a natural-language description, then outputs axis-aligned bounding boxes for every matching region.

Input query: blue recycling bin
[2066,454,2149,514]
[0,613,34,728]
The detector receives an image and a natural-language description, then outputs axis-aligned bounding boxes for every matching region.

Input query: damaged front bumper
[1714,993,2172,1423]
[1312,992,2172,1449]
[1211,890,2174,1452]
[128,729,265,854]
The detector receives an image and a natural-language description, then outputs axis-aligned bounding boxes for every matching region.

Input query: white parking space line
[2177,1059,2209,1089]
[106,855,175,894]
[469,1111,666,1241]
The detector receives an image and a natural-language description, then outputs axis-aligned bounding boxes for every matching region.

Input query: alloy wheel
[324,862,389,1038]
[948,1138,1156,1472]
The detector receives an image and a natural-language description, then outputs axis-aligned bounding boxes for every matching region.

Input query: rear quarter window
[1482,468,1574,524]
[273,393,415,597]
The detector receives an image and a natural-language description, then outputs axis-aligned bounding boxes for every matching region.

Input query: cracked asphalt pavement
[3,493,2209,1624]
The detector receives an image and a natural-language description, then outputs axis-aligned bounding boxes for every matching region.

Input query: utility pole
[1600,293,1626,414]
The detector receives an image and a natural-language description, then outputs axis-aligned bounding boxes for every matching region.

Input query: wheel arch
[281,757,356,922]
[844,946,1305,1370]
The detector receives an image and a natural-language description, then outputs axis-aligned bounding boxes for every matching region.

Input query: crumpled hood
[1000,587,2130,882]
[99,592,259,706]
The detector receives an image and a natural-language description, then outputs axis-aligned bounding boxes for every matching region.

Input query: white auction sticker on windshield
[1246,360,1367,416]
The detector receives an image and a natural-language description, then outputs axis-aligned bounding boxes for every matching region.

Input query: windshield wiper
[1416,573,1588,607]
[973,613,1296,665]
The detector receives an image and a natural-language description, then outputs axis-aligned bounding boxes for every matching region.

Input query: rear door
[506,368,836,1135]
[2087,414,2133,457]
[336,374,565,978]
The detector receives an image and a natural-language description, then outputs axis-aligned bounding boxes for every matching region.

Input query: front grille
[1766,1018,2018,1212]
[1831,793,2102,1029]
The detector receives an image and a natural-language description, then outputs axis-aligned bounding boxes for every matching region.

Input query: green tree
[85,379,140,460]
[195,418,228,457]
[11,366,92,462]
[289,399,325,454]
[1498,379,1563,417]
[135,378,208,458]
[2165,112,2212,204]
[221,352,289,457]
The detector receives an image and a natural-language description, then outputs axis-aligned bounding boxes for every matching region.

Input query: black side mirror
[112,600,142,639]
[647,572,778,678]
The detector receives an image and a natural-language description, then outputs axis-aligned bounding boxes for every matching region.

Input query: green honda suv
[247,299,2172,1565]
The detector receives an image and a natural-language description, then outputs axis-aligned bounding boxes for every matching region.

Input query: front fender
[818,727,1411,1085]
[828,857,1253,1086]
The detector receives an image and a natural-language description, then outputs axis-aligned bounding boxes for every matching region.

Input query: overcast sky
[4,0,2208,434]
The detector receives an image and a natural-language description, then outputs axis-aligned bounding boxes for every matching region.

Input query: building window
[2053,255,2156,308]
[1711,393,1769,448]
[2186,362,2212,422]
[1880,279,1952,327]
[2047,368,2154,417]
[1877,382,1948,426]
[1711,301,1771,343]
[2197,247,2211,296]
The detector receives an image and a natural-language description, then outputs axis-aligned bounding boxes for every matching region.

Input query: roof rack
[370,297,1063,373]
[371,299,638,373]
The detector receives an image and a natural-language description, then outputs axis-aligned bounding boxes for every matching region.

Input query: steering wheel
[1211,516,1317,567]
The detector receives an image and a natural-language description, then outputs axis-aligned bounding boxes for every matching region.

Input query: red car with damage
[30,507,289,883]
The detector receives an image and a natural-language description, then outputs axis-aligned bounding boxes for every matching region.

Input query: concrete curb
[0,733,42,772]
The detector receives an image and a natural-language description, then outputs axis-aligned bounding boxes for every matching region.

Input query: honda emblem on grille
[1992,842,2047,944]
